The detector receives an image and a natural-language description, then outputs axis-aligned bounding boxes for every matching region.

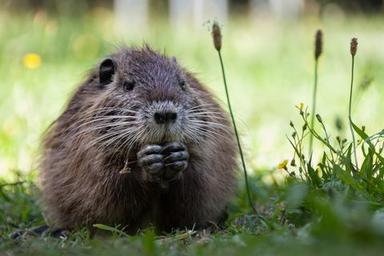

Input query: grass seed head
[211,21,222,51]
[350,38,358,56]
[315,29,323,60]
[316,114,323,124]
[335,116,344,131]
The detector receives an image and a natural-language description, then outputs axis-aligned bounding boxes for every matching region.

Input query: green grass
[0,10,384,255]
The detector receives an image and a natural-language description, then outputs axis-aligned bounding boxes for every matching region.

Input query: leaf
[307,163,321,187]
[93,224,129,237]
[319,152,331,179]
[351,121,384,162]
[342,144,355,174]
[333,164,361,191]
[360,147,374,181]
[0,188,12,202]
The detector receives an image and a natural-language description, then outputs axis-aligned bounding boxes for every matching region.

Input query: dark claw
[164,151,189,163]
[162,142,186,154]
[163,161,188,181]
[10,230,24,240]
[163,161,188,180]
[31,225,50,235]
[147,162,164,174]
[10,225,49,239]
[137,154,163,168]
[137,145,163,159]
[165,160,188,171]
[50,228,69,239]
[10,225,68,239]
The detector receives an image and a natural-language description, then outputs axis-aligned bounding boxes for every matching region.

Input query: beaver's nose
[154,111,177,124]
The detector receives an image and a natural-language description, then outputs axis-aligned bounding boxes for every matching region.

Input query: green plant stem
[217,50,257,214]
[349,55,358,169]
[300,113,338,154]
[308,59,318,159]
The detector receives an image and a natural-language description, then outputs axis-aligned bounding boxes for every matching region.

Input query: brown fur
[39,46,237,234]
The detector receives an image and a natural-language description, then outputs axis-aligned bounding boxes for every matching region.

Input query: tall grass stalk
[211,22,257,214]
[349,38,358,168]
[308,29,323,158]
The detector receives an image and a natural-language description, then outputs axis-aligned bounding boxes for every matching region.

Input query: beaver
[39,46,237,234]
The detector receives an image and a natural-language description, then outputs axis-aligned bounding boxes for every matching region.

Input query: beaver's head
[80,47,228,153]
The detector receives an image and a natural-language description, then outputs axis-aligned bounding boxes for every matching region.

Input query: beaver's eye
[179,80,186,91]
[123,80,135,91]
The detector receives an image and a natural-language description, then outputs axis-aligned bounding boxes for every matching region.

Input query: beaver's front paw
[162,142,189,181]
[137,143,189,185]
[137,145,164,182]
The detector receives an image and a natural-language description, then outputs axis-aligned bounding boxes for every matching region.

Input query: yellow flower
[277,160,289,170]
[295,102,304,111]
[22,53,42,69]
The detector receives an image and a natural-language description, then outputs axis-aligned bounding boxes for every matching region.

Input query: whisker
[75,120,141,135]
[83,126,139,150]
[187,120,231,130]
[187,103,217,110]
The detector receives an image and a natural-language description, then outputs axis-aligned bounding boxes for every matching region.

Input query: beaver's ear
[99,58,116,86]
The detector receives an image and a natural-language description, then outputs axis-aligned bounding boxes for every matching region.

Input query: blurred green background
[0,0,383,179]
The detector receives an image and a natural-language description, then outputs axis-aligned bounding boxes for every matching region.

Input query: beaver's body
[40,47,237,233]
